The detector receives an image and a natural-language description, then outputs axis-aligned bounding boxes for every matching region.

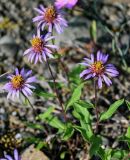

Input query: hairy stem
[22,93,37,117]
[46,58,67,121]
[94,79,99,133]
[51,30,70,87]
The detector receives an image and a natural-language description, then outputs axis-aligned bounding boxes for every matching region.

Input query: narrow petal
[80,69,91,78]
[98,76,102,89]
[45,44,58,49]
[15,68,19,75]
[90,54,94,63]
[42,51,47,61]
[48,24,52,32]
[102,75,112,86]
[14,149,19,160]
[26,76,36,83]
[23,48,33,55]
[84,74,93,80]
[4,155,13,160]
[33,16,43,22]
[34,8,44,14]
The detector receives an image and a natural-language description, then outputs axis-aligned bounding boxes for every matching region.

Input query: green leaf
[126,126,130,149]
[90,20,97,43]
[77,100,94,109]
[66,83,84,111]
[111,150,128,159]
[73,103,93,140]
[35,88,55,98]
[89,136,102,157]
[99,99,124,121]
[25,122,44,130]
[37,106,55,120]
[36,141,47,150]
[62,123,74,141]
[73,125,90,141]
[125,100,130,110]
[126,126,130,138]
[46,115,65,132]
[60,151,68,159]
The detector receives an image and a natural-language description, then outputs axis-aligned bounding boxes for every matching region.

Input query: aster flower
[33,5,68,34]
[0,149,21,160]
[23,31,57,64]
[80,51,119,89]
[3,68,36,99]
[55,0,78,9]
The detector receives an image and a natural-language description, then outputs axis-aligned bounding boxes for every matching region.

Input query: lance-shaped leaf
[99,99,124,121]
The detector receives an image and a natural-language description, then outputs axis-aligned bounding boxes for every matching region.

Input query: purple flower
[0,149,21,160]
[33,5,68,34]
[23,31,57,64]
[80,51,119,89]
[55,0,78,9]
[3,68,36,99]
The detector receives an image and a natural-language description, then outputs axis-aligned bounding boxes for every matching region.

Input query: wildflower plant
[1,0,130,160]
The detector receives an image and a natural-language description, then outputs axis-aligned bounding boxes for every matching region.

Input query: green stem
[94,79,99,133]
[46,58,67,121]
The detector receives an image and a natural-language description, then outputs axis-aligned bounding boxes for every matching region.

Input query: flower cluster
[2,0,78,99]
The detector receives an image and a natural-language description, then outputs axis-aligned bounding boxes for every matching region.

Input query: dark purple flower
[33,5,68,34]
[80,51,119,89]
[55,0,78,9]
[3,68,36,99]
[23,31,57,63]
[0,149,21,160]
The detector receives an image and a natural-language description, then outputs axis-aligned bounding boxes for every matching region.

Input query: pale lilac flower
[0,149,21,160]
[80,51,119,89]
[55,0,78,9]
[33,5,68,34]
[3,68,36,99]
[23,31,57,64]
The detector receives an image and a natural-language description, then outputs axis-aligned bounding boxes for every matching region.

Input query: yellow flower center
[91,61,104,75]
[44,6,57,23]
[11,75,24,89]
[31,37,43,53]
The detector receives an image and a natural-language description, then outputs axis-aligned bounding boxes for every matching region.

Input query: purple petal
[42,51,47,61]
[102,54,109,63]
[26,76,36,83]
[4,155,13,160]
[80,69,91,78]
[34,8,44,14]
[102,75,112,86]
[26,70,32,77]
[15,68,19,75]
[45,44,58,49]
[23,48,33,55]
[20,68,24,76]
[98,76,102,89]
[97,51,101,61]
[48,24,53,32]
[14,149,19,160]
[33,16,43,22]
[84,73,93,80]
[90,54,94,63]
